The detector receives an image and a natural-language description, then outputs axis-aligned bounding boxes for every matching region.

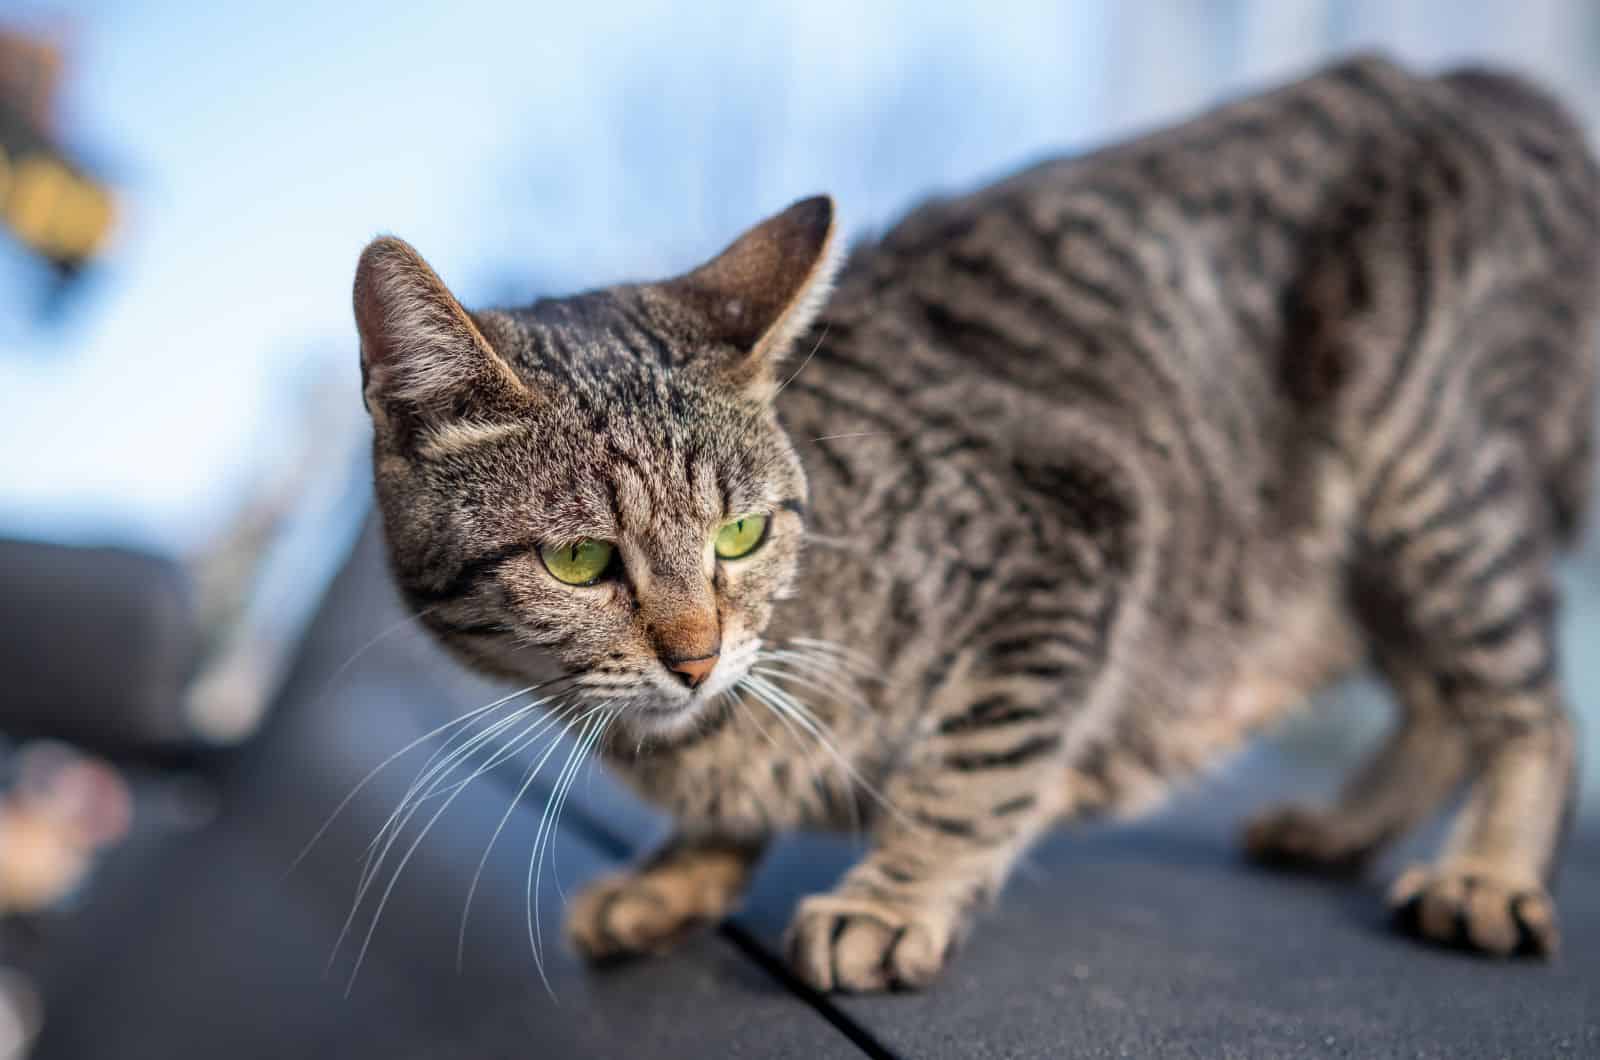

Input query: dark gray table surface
[35,521,1600,1059]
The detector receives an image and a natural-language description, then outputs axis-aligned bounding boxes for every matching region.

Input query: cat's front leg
[785,735,1062,992]
[568,833,765,961]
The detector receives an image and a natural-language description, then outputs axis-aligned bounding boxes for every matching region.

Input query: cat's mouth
[693,636,760,701]
[595,637,761,738]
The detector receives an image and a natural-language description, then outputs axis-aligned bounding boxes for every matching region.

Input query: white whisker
[312,605,438,704]
[343,712,546,996]
[338,705,551,981]
[549,709,616,905]
[752,660,867,712]
[526,706,611,994]
[773,322,829,397]
[397,674,582,798]
[334,690,582,985]
[355,695,561,891]
[738,675,843,829]
[369,674,581,844]
[379,695,583,834]
[789,636,881,675]
[741,672,865,835]
[734,692,782,752]
[291,683,538,881]
[744,670,914,834]
[455,698,598,971]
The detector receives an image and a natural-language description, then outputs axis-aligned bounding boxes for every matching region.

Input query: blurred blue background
[5,0,1600,550]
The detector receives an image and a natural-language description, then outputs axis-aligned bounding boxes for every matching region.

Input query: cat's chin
[606,680,742,747]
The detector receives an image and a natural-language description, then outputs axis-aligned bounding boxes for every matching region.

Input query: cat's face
[354,199,836,741]
[374,338,810,738]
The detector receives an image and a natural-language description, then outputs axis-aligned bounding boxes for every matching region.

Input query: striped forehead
[516,291,681,374]
[603,429,724,535]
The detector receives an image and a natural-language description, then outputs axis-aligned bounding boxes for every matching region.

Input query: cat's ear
[663,195,839,385]
[353,236,531,433]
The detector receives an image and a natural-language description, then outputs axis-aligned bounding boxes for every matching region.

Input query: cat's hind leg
[1243,655,1471,876]
[1349,442,1574,956]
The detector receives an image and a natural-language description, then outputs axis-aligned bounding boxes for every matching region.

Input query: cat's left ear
[663,195,839,388]
[353,236,532,437]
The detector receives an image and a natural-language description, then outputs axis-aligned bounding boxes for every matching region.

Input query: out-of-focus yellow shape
[5,154,68,247]
[2,149,115,262]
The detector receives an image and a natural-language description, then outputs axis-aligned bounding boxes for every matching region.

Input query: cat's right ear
[353,236,531,436]
[661,196,840,393]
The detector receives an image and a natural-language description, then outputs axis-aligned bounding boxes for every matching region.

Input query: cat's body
[354,55,1598,991]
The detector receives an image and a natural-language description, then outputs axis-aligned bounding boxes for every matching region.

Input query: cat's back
[820,53,1598,533]
[796,54,1600,667]
[835,53,1598,405]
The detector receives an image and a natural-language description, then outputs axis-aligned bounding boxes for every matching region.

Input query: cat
[351,54,1598,992]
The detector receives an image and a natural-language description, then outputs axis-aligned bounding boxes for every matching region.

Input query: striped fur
[354,56,1598,991]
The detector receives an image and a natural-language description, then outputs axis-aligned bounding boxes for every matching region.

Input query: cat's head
[353,198,837,741]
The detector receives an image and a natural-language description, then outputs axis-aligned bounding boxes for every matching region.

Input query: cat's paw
[784,893,957,993]
[1389,863,1558,957]
[1242,803,1382,877]
[566,871,714,962]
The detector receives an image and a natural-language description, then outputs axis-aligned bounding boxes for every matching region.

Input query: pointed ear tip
[356,234,419,276]
[353,236,442,324]
[790,195,836,240]
[353,236,421,337]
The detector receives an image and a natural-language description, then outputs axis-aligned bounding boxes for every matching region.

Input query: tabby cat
[352,55,1597,992]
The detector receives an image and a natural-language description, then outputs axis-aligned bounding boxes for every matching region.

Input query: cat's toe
[566,872,709,962]
[1389,864,1558,958]
[785,894,952,993]
[1242,803,1380,877]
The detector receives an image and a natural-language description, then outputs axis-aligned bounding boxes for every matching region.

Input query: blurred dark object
[0,373,367,761]
[0,31,59,137]
[0,969,40,1060]
[0,539,197,757]
[0,26,116,284]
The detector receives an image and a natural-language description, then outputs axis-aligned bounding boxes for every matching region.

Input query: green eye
[714,514,768,560]
[539,538,615,585]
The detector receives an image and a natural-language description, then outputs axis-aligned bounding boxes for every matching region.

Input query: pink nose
[664,653,718,689]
